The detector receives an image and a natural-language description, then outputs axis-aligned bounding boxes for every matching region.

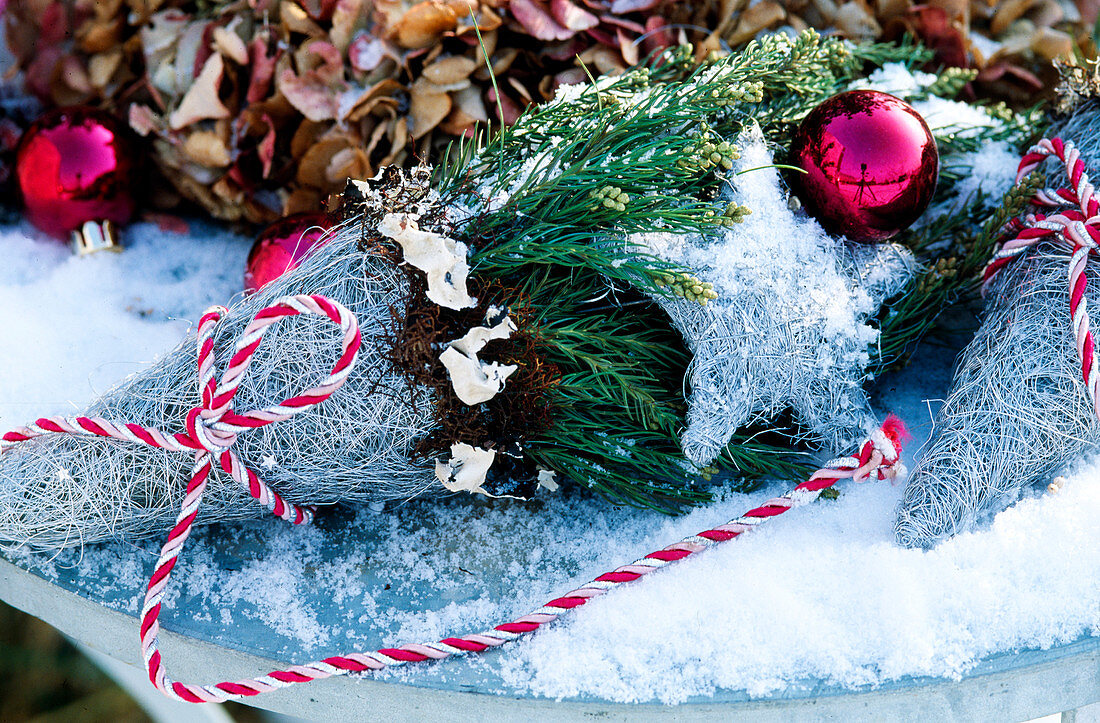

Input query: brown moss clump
[385,270,559,464]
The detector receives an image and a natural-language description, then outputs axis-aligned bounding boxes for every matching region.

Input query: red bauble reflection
[244,212,333,293]
[789,90,938,242]
[15,106,137,240]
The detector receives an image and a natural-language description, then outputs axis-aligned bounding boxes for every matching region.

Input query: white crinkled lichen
[434,443,497,495]
[438,310,519,406]
[378,213,475,310]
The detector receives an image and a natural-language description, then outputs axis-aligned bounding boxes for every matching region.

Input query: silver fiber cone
[895,102,1100,548]
[895,243,1100,547]
[0,190,438,553]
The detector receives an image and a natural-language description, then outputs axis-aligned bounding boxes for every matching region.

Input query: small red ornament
[789,90,938,242]
[244,212,333,293]
[15,106,136,243]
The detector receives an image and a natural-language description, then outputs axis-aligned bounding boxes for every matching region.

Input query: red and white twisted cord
[983,137,1100,420]
[158,416,906,704]
[3,293,907,704]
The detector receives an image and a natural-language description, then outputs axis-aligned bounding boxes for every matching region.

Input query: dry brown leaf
[1029,0,1064,26]
[128,104,163,137]
[172,21,212,93]
[875,0,912,21]
[281,0,325,36]
[183,130,233,167]
[330,0,367,50]
[212,175,245,204]
[85,0,124,21]
[213,27,249,64]
[382,120,409,166]
[472,29,499,65]
[991,0,1042,33]
[482,47,519,79]
[453,3,504,33]
[438,105,480,135]
[507,76,533,102]
[89,50,123,88]
[291,119,331,159]
[509,0,574,40]
[702,0,749,51]
[297,134,357,189]
[550,0,600,31]
[326,146,372,185]
[169,53,232,130]
[78,17,124,53]
[576,45,626,74]
[1030,26,1074,59]
[787,12,810,28]
[453,84,489,120]
[617,28,639,67]
[277,42,346,121]
[393,1,459,48]
[58,54,94,95]
[423,55,478,84]
[834,1,882,39]
[247,34,280,103]
[285,187,325,215]
[349,33,394,71]
[929,0,969,25]
[446,0,479,18]
[410,87,453,137]
[364,119,391,157]
[729,1,786,44]
[126,0,167,23]
[345,78,404,121]
[140,9,189,61]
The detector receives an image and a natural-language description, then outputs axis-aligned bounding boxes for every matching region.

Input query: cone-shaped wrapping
[0,216,437,553]
[895,243,1100,547]
[894,102,1100,548]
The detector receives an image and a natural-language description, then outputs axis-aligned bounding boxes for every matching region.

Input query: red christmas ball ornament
[789,90,938,242]
[244,212,333,293]
[15,106,137,246]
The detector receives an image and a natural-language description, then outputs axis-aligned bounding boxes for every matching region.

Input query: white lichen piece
[378,212,475,310]
[450,307,518,355]
[435,443,497,495]
[537,469,559,492]
[439,312,519,405]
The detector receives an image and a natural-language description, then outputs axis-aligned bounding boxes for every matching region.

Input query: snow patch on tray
[0,221,249,431]
[497,474,1100,702]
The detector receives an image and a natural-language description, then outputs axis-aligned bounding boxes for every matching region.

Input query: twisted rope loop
[139,419,908,703]
[982,137,1100,421]
[1,294,362,701]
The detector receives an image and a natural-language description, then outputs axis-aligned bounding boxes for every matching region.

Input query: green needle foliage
[428,31,1033,512]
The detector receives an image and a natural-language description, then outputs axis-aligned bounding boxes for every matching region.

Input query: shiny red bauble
[15,106,137,240]
[789,90,938,242]
[244,212,333,293]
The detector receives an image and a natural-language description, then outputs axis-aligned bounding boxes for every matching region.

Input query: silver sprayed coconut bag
[895,102,1100,548]
[0,174,442,553]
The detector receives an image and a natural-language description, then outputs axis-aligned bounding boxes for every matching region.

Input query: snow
[0,221,248,431]
[0,216,1097,704]
[850,64,1000,138]
[851,63,1021,219]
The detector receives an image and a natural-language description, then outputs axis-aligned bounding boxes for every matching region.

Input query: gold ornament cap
[71,220,123,256]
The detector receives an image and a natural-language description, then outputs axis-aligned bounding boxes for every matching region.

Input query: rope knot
[184,407,237,453]
[852,414,909,483]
